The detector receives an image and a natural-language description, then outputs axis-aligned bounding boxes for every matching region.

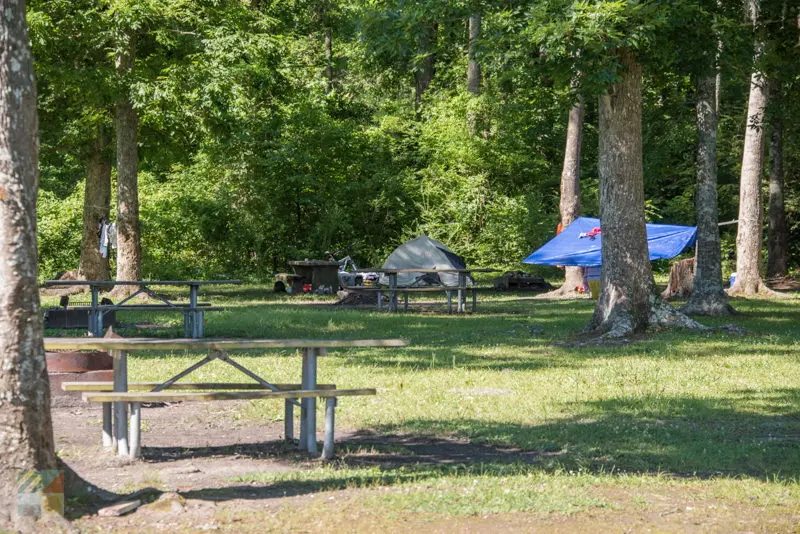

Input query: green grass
[46,285,800,519]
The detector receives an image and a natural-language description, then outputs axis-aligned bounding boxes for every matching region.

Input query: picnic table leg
[113,350,129,456]
[457,273,465,313]
[299,348,311,451]
[303,348,319,454]
[388,274,395,312]
[377,290,383,312]
[129,402,141,458]
[472,287,477,312]
[90,286,99,336]
[189,284,200,338]
[322,397,337,460]
[183,311,191,338]
[403,291,408,312]
[102,403,113,447]
[284,399,295,441]
[446,290,452,314]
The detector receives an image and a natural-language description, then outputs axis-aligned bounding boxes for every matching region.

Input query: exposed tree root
[727,279,794,299]
[534,285,592,300]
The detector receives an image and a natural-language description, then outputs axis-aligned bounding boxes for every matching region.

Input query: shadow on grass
[370,390,800,479]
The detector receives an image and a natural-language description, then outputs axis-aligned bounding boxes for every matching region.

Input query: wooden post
[403,291,408,312]
[446,290,452,314]
[457,273,465,312]
[377,290,383,312]
[322,397,336,460]
[90,285,99,336]
[472,287,477,312]
[102,402,113,447]
[129,402,141,458]
[284,399,294,440]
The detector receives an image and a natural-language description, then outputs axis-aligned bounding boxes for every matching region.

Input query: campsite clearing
[46,286,800,532]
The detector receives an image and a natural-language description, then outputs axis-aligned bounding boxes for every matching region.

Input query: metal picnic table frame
[43,280,241,337]
[43,337,407,457]
[355,268,499,313]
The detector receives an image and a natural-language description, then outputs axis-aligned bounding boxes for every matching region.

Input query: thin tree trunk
[78,128,111,282]
[414,24,437,108]
[324,27,333,95]
[466,12,481,134]
[588,49,702,337]
[114,30,141,290]
[683,73,734,316]
[0,0,58,525]
[766,80,788,279]
[538,94,588,299]
[467,13,481,95]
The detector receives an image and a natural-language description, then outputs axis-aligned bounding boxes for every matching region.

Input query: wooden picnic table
[44,337,408,458]
[353,268,500,313]
[43,280,241,337]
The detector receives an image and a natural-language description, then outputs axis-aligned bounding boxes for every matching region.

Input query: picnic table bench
[45,337,407,459]
[351,268,499,313]
[43,280,241,337]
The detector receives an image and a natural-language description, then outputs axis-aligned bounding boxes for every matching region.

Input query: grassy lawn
[44,286,800,527]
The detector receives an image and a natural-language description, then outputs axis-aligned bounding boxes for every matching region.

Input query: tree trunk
[766,80,788,279]
[78,128,112,282]
[466,12,481,135]
[588,50,702,337]
[324,27,333,95]
[662,258,695,300]
[539,94,588,299]
[467,13,481,95]
[683,73,734,316]
[0,0,58,525]
[730,0,770,296]
[114,30,141,291]
[414,24,437,108]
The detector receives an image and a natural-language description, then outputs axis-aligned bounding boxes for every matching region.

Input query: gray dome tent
[380,235,473,287]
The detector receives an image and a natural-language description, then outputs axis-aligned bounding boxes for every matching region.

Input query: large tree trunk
[766,80,788,279]
[78,128,112,282]
[730,0,770,296]
[588,50,701,337]
[0,0,58,525]
[538,93,588,299]
[114,30,141,291]
[683,73,734,316]
[414,23,437,108]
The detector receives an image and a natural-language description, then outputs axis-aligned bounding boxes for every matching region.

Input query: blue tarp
[522,217,697,267]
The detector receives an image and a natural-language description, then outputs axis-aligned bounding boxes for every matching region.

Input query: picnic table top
[43,337,409,351]
[44,280,242,287]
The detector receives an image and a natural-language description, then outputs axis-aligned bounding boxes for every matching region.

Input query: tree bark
[324,27,333,95]
[588,50,702,337]
[766,80,788,279]
[0,0,58,525]
[114,30,141,290]
[682,73,734,316]
[78,128,111,282]
[730,0,770,296]
[414,23,437,108]
[539,94,588,299]
[467,13,481,96]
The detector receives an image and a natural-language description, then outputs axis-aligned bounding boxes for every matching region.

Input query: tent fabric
[380,235,473,287]
[522,217,697,267]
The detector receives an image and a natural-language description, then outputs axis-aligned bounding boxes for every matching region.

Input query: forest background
[30,0,800,282]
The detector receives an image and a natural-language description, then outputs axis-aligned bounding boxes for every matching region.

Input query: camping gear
[492,271,553,291]
[523,217,697,267]
[380,235,473,287]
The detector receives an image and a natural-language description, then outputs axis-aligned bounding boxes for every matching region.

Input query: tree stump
[661,258,695,300]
